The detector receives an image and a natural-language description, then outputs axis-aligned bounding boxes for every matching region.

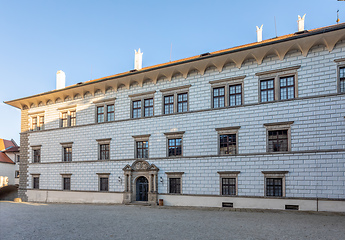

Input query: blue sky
[0,0,342,144]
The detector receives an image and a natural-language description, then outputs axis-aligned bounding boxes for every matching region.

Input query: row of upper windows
[30,171,287,197]
[30,122,292,163]
[29,66,345,131]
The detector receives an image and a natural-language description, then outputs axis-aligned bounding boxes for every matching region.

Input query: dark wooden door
[136,176,148,201]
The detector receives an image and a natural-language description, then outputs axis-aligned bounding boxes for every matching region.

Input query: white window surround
[334,58,345,93]
[164,131,185,157]
[132,134,151,159]
[58,105,77,127]
[96,138,112,160]
[28,111,45,131]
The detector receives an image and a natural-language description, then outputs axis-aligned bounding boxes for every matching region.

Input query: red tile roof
[0,139,18,151]
[0,152,15,164]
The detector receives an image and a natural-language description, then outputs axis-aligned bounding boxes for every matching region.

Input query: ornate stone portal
[122,160,159,205]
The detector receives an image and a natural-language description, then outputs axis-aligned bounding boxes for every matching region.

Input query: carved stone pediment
[122,164,133,171]
[149,164,159,171]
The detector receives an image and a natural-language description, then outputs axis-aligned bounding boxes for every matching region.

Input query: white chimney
[134,48,143,70]
[56,70,66,89]
[297,14,306,32]
[256,25,263,42]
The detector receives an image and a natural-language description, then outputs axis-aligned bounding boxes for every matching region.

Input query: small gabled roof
[0,152,15,164]
[0,138,18,152]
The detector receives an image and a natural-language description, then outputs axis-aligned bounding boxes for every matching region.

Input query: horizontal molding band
[25,189,345,202]
[21,92,345,135]
[26,149,345,165]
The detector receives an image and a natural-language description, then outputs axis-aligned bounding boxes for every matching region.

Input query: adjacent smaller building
[0,138,20,187]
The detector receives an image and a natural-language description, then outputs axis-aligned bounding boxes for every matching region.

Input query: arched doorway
[136,176,148,201]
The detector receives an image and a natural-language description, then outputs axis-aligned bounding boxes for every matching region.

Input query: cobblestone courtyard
[1,201,345,240]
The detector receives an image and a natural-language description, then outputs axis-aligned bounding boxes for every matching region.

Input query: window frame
[129,91,156,119]
[217,171,240,196]
[216,126,240,155]
[29,111,45,131]
[97,173,110,192]
[209,76,245,109]
[31,174,40,189]
[61,174,72,191]
[164,131,184,157]
[31,145,42,163]
[93,98,116,123]
[132,134,150,159]
[160,85,191,115]
[264,121,293,153]
[96,138,112,160]
[335,59,345,93]
[262,171,288,197]
[60,142,73,162]
[15,171,20,178]
[58,106,77,128]
[256,66,300,103]
[166,172,184,194]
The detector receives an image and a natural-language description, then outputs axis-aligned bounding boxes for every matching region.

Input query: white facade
[6,23,345,211]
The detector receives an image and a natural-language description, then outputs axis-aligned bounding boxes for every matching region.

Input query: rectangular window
[15,171,19,178]
[61,112,68,127]
[107,105,115,121]
[38,116,44,130]
[260,79,274,102]
[100,177,109,191]
[63,147,72,162]
[340,67,345,93]
[219,134,237,155]
[97,106,104,123]
[63,177,71,190]
[132,100,141,118]
[268,130,288,152]
[70,111,76,126]
[33,177,39,189]
[17,155,20,162]
[213,87,225,108]
[177,93,188,112]
[136,141,148,158]
[266,178,282,197]
[144,98,153,117]
[32,117,37,131]
[169,178,181,194]
[222,178,236,195]
[99,144,110,160]
[229,84,242,106]
[280,76,295,100]
[164,95,174,114]
[168,138,182,156]
[33,149,41,163]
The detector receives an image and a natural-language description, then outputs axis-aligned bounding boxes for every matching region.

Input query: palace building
[5,21,345,212]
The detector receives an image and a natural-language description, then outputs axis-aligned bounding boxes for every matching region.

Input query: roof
[0,152,15,164]
[0,139,18,152]
[4,22,345,109]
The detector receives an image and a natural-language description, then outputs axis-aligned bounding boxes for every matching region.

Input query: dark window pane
[268,130,288,152]
[136,141,148,158]
[219,134,237,154]
[100,177,109,191]
[70,111,76,126]
[168,138,182,156]
[100,144,110,160]
[169,178,181,194]
[266,178,282,196]
[229,84,242,106]
[33,149,41,163]
[222,178,236,195]
[64,147,72,162]
[340,67,345,92]
[33,177,39,189]
[63,177,71,190]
